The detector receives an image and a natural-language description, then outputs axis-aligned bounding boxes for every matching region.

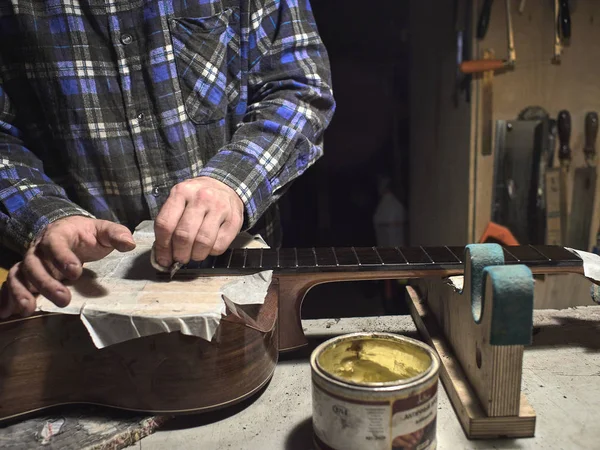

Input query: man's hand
[153,177,244,268]
[0,217,135,319]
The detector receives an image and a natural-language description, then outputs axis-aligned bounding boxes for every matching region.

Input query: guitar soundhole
[151,358,194,401]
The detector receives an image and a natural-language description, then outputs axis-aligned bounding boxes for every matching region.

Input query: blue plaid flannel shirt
[0,0,335,254]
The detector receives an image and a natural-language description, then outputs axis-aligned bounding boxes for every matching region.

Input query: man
[0,0,335,318]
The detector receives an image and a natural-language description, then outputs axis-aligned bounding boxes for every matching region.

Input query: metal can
[310,332,440,450]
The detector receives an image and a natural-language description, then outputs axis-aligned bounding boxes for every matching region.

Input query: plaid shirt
[0,0,334,254]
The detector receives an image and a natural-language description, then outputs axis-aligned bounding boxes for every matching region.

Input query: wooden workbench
[1,255,599,448]
[137,311,600,450]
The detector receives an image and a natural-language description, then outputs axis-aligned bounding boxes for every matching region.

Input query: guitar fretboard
[179,245,582,274]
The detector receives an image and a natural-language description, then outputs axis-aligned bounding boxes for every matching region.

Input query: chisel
[569,112,598,250]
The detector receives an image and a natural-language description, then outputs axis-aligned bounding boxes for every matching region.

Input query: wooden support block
[406,243,537,439]
[406,286,536,439]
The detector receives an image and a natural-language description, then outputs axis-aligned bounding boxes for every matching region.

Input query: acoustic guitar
[0,244,591,423]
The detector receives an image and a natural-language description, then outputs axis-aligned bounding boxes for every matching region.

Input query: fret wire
[443,246,460,262]
[528,244,550,260]
[226,249,234,268]
[351,246,361,265]
[332,247,340,266]
[420,246,434,263]
[444,246,461,262]
[312,247,318,267]
[533,245,581,262]
[211,254,217,268]
[373,247,384,264]
[294,247,298,267]
[503,246,518,261]
[394,247,407,263]
[259,248,263,269]
[242,249,248,268]
[276,248,280,268]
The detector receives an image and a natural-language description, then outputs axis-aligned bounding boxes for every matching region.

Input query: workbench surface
[140,308,600,450]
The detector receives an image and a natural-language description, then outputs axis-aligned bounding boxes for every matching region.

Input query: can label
[391,384,437,449]
[313,382,437,450]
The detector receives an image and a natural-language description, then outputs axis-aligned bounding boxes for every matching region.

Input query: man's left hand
[153,177,244,267]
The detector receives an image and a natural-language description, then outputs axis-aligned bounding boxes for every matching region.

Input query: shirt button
[152,186,161,197]
[137,112,145,121]
[120,33,133,45]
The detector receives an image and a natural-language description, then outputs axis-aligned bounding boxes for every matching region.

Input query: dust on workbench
[0,407,169,450]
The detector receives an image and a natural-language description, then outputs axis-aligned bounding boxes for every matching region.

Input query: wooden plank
[406,285,536,439]
[533,273,596,309]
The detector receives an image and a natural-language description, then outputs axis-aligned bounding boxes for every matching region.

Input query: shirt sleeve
[197,0,335,231]
[0,82,94,255]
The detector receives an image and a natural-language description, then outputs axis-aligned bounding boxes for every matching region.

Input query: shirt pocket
[168,7,241,125]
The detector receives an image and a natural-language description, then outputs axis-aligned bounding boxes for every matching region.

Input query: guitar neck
[178,244,583,276]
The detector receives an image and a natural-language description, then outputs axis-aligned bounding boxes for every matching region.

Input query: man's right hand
[0,216,136,319]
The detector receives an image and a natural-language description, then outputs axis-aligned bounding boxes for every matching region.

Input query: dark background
[278,0,411,318]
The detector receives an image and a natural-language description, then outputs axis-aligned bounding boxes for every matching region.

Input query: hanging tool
[553,0,572,63]
[593,225,600,255]
[553,0,562,63]
[517,106,553,243]
[461,0,515,74]
[557,110,571,245]
[544,119,561,245]
[584,112,598,166]
[569,112,598,250]
[481,49,495,155]
[477,0,494,40]
[559,0,571,41]
[454,0,472,105]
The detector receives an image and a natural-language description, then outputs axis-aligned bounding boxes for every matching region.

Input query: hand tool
[491,119,547,244]
[559,0,571,41]
[584,111,598,166]
[557,110,571,245]
[481,49,494,155]
[477,0,494,40]
[593,226,600,255]
[516,106,553,243]
[553,0,562,63]
[454,0,472,105]
[543,118,561,245]
[569,112,598,250]
[460,0,515,74]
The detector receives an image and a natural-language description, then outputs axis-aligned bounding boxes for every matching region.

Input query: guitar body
[0,281,279,422]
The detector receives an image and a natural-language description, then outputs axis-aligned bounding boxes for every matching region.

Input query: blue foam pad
[465,243,505,323]
[483,265,534,346]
